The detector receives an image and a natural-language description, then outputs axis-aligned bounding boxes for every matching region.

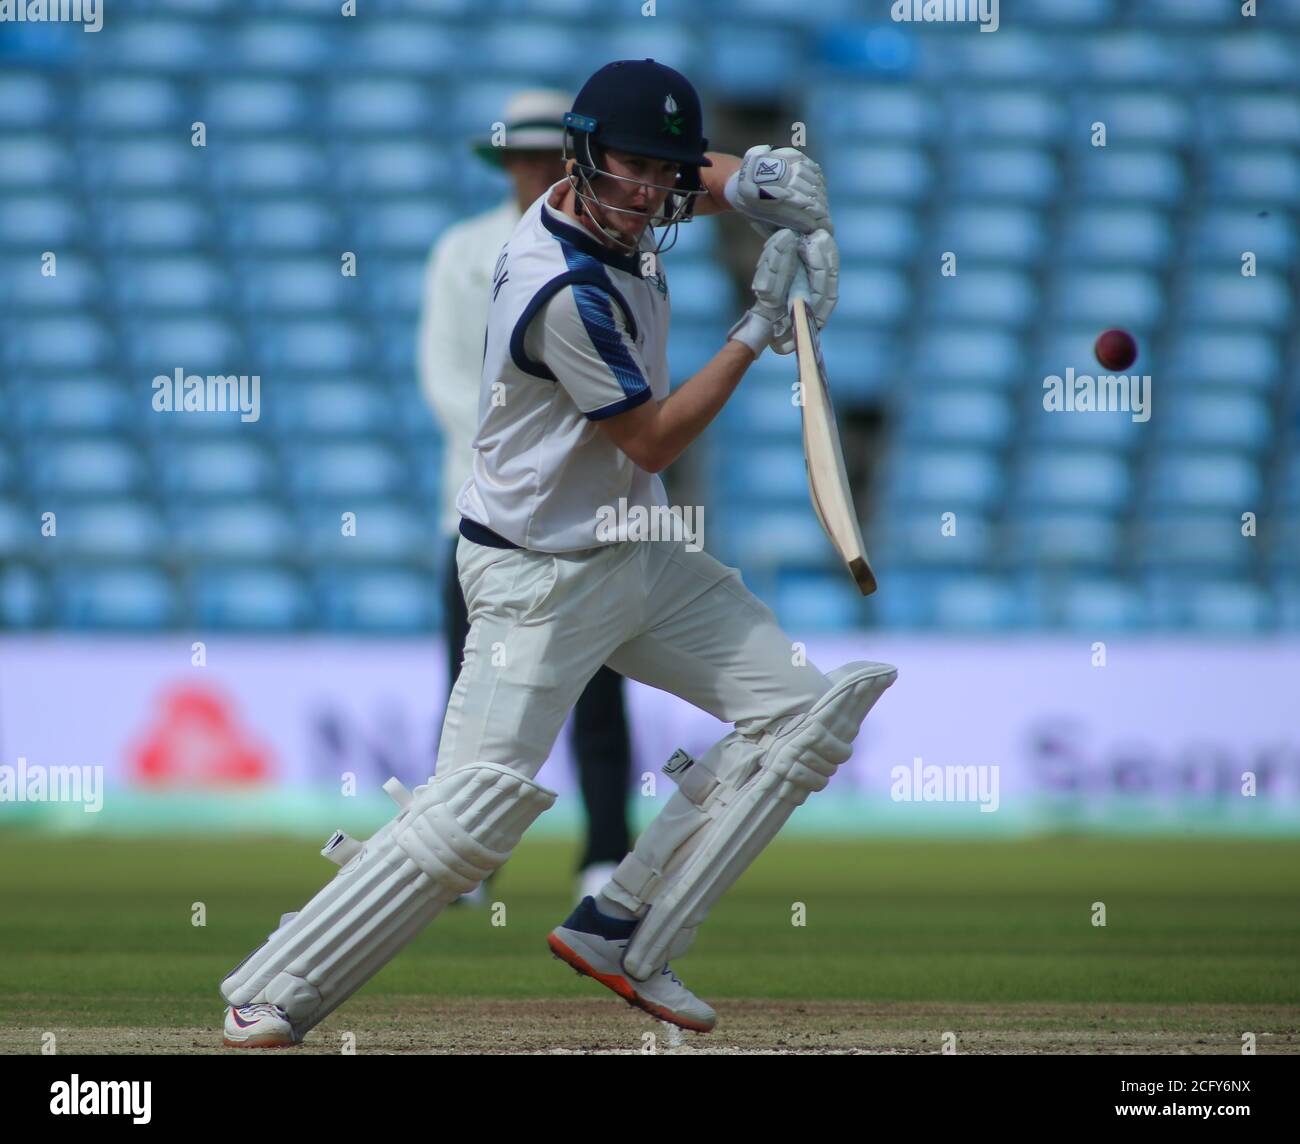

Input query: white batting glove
[798,229,839,329]
[727,227,800,357]
[724,145,833,236]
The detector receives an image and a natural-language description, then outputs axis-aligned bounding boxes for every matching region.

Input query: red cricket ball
[1094,328,1138,371]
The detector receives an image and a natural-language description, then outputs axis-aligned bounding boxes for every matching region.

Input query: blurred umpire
[417,90,635,903]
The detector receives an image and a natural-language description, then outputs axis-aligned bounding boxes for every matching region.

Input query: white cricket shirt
[456,183,673,552]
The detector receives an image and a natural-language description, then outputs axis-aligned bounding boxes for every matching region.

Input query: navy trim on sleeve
[509,268,641,382]
[585,385,654,421]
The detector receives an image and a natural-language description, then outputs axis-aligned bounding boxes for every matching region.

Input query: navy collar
[541,199,643,276]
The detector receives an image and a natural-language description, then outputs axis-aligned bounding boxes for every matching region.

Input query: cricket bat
[789,265,878,596]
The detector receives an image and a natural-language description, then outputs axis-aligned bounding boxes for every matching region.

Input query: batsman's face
[598,149,681,244]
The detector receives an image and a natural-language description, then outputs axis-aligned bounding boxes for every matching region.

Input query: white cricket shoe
[548,896,716,1033]
[576,861,619,905]
[222,1002,297,1049]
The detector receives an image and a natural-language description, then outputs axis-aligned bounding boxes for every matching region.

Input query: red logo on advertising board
[130,687,271,784]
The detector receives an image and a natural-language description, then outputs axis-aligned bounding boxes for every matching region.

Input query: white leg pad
[615,661,896,981]
[221,762,555,1039]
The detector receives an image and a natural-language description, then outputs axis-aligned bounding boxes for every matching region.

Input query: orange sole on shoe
[221,1036,297,1049]
[547,933,715,1033]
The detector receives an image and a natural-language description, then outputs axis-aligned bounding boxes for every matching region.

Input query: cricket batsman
[220,58,897,1047]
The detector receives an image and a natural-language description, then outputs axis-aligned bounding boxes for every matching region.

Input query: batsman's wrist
[727,310,773,357]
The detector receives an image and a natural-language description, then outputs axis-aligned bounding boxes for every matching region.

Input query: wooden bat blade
[791,294,878,596]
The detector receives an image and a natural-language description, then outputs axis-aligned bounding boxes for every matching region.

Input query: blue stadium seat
[248,319,368,372]
[812,328,895,399]
[317,566,439,633]
[5,317,112,370]
[224,198,339,252]
[1052,270,1164,327]
[1156,392,1271,450]
[349,198,454,253]
[1182,272,1291,329]
[724,510,838,570]
[270,379,396,437]
[1057,578,1145,631]
[12,378,132,434]
[835,205,919,262]
[829,145,931,199]
[947,32,1058,82]
[595,21,703,76]
[227,19,338,74]
[910,328,1024,388]
[1157,578,1272,633]
[100,195,214,250]
[1191,208,1295,264]
[809,85,937,141]
[1207,34,1299,85]
[126,317,240,371]
[873,511,995,568]
[837,266,910,324]
[1209,94,1300,145]
[772,570,865,633]
[364,255,427,318]
[707,26,806,98]
[110,255,228,312]
[23,438,145,497]
[285,441,407,499]
[946,90,1065,142]
[665,260,734,323]
[78,78,184,131]
[946,147,1059,202]
[0,136,72,188]
[1062,207,1172,267]
[0,564,45,627]
[476,24,584,82]
[1077,148,1185,204]
[50,501,165,560]
[107,19,219,71]
[346,21,467,76]
[300,502,430,563]
[84,137,198,191]
[1167,331,1280,389]
[0,499,28,559]
[328,79,434,133]
[1135,514,1253,570]
[213,141,327,193]
[1146,452,1262,510]
[1016,450,1131,509]
[335,141,448,194]
[1079,32,1190,84]
[898,390,1012,446]
[55,566,177,630]
[881,448,1005,508]
[1006,512,1122,568]
[0,73,58,126]
[0,195,84,247]
[816,23,916,78]
[720,445,810,506]
[173,502,296,562]
[237,257,351,315]
[933,575,1030,631]
[390,385,442,442]
[716,384,801,441]
[1138,0,1236,22]
[156,440,277,497]
[933,207,1046,264]
[203,79,309,133]
[0,252,99,308]
[192,566,311,630]
[1018,0,1114,23]
[927,269,1036,325]
[1079,92,1191,145]
[1209,151,1300,202]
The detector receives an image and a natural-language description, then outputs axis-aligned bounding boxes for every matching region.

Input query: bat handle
[788,261,812,309]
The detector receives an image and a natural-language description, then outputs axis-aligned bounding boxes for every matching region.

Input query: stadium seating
[0,1,1295,634]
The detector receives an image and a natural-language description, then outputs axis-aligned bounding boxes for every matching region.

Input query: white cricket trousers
[436,534,833,783]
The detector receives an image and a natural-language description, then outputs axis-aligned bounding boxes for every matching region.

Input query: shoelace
[236,1003,284,1020]
[660,965,684,987]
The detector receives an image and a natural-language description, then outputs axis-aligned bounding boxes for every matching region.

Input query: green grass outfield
[2,833,1297,1037]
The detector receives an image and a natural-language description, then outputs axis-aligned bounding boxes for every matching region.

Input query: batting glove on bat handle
[727,227,800,357]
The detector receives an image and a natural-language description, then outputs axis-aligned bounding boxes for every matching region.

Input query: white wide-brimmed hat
[472,88,571,167]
